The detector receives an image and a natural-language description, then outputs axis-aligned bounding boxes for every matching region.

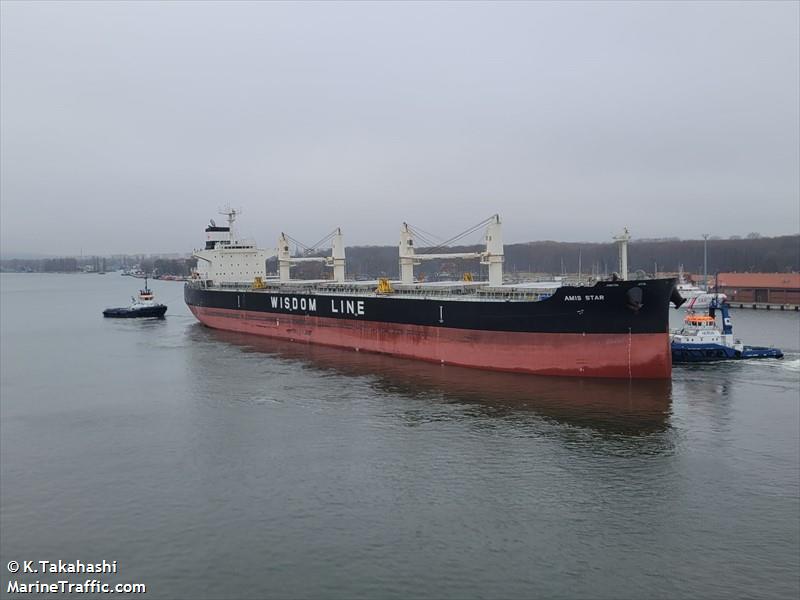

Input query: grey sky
[1,0,798,256]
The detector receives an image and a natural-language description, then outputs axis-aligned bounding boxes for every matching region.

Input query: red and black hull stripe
[185,278,677,379]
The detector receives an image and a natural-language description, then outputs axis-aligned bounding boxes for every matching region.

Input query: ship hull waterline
[188,305,671,379]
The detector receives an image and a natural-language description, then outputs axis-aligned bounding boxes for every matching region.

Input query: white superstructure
[670,312,741,352]
[193,208,270,285]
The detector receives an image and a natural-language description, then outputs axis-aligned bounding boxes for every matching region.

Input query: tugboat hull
[103,305,167,318]
[671,343,783,362]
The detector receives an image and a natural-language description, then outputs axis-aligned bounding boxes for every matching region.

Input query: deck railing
[187,280,558,302]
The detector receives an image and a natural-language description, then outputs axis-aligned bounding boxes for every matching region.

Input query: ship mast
[613,227,631,281]
[219,206,240,244]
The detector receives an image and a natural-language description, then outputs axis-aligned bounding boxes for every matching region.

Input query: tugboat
[103,278,167,318]
[671,296,783,362]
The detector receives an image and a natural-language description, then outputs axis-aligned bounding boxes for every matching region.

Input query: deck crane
[277,228,346,283]
[399,215,504,286]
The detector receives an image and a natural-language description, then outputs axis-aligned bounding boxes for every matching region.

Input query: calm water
[1,273,798,599]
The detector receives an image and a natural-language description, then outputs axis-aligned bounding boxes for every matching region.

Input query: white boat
[683,292,728,311]
[675,265,705,304]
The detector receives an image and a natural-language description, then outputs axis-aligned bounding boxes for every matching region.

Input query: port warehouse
[714,273,800,306]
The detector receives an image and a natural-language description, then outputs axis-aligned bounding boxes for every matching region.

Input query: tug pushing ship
[670,295,784,362]
[185,209,684,379]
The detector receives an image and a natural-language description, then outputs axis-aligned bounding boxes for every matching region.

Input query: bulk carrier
[185,210,684,379]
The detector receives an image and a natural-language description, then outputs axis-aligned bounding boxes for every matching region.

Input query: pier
[729,302,799,311]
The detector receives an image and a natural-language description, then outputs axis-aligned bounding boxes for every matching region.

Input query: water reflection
[188,326,674,437]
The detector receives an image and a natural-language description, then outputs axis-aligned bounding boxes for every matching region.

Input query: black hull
[103,305,168,319]
[184,278,677,335]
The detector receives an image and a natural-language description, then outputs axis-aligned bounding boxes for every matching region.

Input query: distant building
[716,273,800,305]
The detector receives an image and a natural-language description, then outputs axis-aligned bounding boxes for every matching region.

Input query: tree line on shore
[3,235,798,277]
[286,234,800,280]
[0,257,193,275]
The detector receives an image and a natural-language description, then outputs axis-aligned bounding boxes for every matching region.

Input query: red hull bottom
[188,306,672,379]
